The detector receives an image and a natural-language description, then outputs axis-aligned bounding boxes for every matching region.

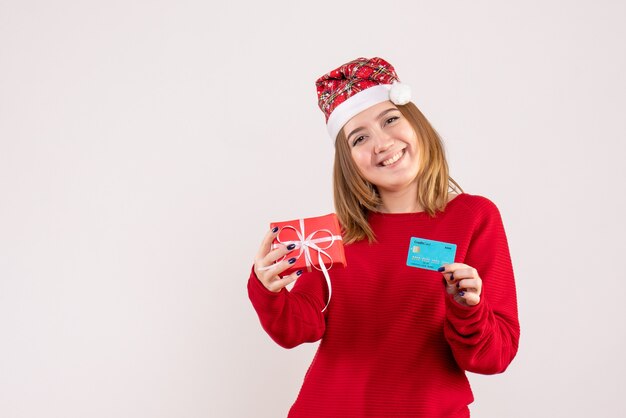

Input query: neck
[377,183,423,213]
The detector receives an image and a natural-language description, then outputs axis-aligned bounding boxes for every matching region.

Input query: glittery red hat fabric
[315,57,400,122]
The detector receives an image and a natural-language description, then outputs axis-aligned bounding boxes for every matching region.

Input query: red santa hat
[315,57,412,142]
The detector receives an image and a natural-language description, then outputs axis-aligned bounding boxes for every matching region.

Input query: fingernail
[437,267,445,272]
[271,226,279,233]
[296,270,303,276]
[287,243,296,250]
[288,257,296,264]
[458,291,465,296]
[456,283,460,288]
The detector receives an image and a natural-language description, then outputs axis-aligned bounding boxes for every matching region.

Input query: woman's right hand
[253,227,302,292]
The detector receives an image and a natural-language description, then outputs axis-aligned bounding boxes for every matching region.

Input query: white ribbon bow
[273,218,341,312]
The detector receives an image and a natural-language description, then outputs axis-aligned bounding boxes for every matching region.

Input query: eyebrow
[346,107,399,142]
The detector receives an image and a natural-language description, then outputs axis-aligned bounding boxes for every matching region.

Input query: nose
[373,130,394,154]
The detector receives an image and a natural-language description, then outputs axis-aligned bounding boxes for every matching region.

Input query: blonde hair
[333,102,463,244]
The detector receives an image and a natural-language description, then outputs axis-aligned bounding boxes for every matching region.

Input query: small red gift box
[269,213,346,311]
[270,213,346,276]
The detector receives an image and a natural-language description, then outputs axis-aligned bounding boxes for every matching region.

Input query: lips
[379,149,405,167]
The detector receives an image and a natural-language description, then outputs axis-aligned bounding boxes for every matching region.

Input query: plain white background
[1,0,625,417]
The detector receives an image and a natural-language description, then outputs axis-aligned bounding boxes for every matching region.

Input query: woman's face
[342,101,420,195]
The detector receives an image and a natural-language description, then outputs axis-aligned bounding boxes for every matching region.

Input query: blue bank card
[406,237,457,271]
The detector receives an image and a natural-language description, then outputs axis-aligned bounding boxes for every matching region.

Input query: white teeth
[381,150,404,166]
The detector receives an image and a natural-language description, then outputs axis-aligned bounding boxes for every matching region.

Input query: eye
[352,135,366,147]
[385,116,400,125]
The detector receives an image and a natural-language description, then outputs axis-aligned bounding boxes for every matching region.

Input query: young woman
[248,57,519,417]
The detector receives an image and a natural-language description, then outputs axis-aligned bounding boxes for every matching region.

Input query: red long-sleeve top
[248,194,520,417]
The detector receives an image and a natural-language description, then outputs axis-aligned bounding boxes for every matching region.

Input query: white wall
[1,1,624,417]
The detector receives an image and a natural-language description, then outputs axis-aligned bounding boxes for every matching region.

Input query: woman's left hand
[439,263,482,307]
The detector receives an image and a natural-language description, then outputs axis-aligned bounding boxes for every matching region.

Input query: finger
[266,269,303,293]
[260,243,297,269]
[456,278,482,294]
[439,263,481,279]
[458,290,481,306]
[448,268,477,280]
[256,255,299,280]
[445,271,480,294]
[445,273,455,288]
[438,263,469,274]
[443,270,462,287]
[445,282,456,295]
[443,275,456,294]
[439,264,465,287]
[255,226,280,262]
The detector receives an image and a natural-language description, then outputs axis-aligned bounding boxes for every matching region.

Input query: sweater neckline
[369,193,467,220]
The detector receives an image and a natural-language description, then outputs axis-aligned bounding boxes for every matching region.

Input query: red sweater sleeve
[443,197,520,375]
[247,268,327,348]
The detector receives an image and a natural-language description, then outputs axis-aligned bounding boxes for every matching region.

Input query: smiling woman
[247,57,520,418]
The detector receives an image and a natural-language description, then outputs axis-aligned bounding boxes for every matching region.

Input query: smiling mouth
[379,149,405,167]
